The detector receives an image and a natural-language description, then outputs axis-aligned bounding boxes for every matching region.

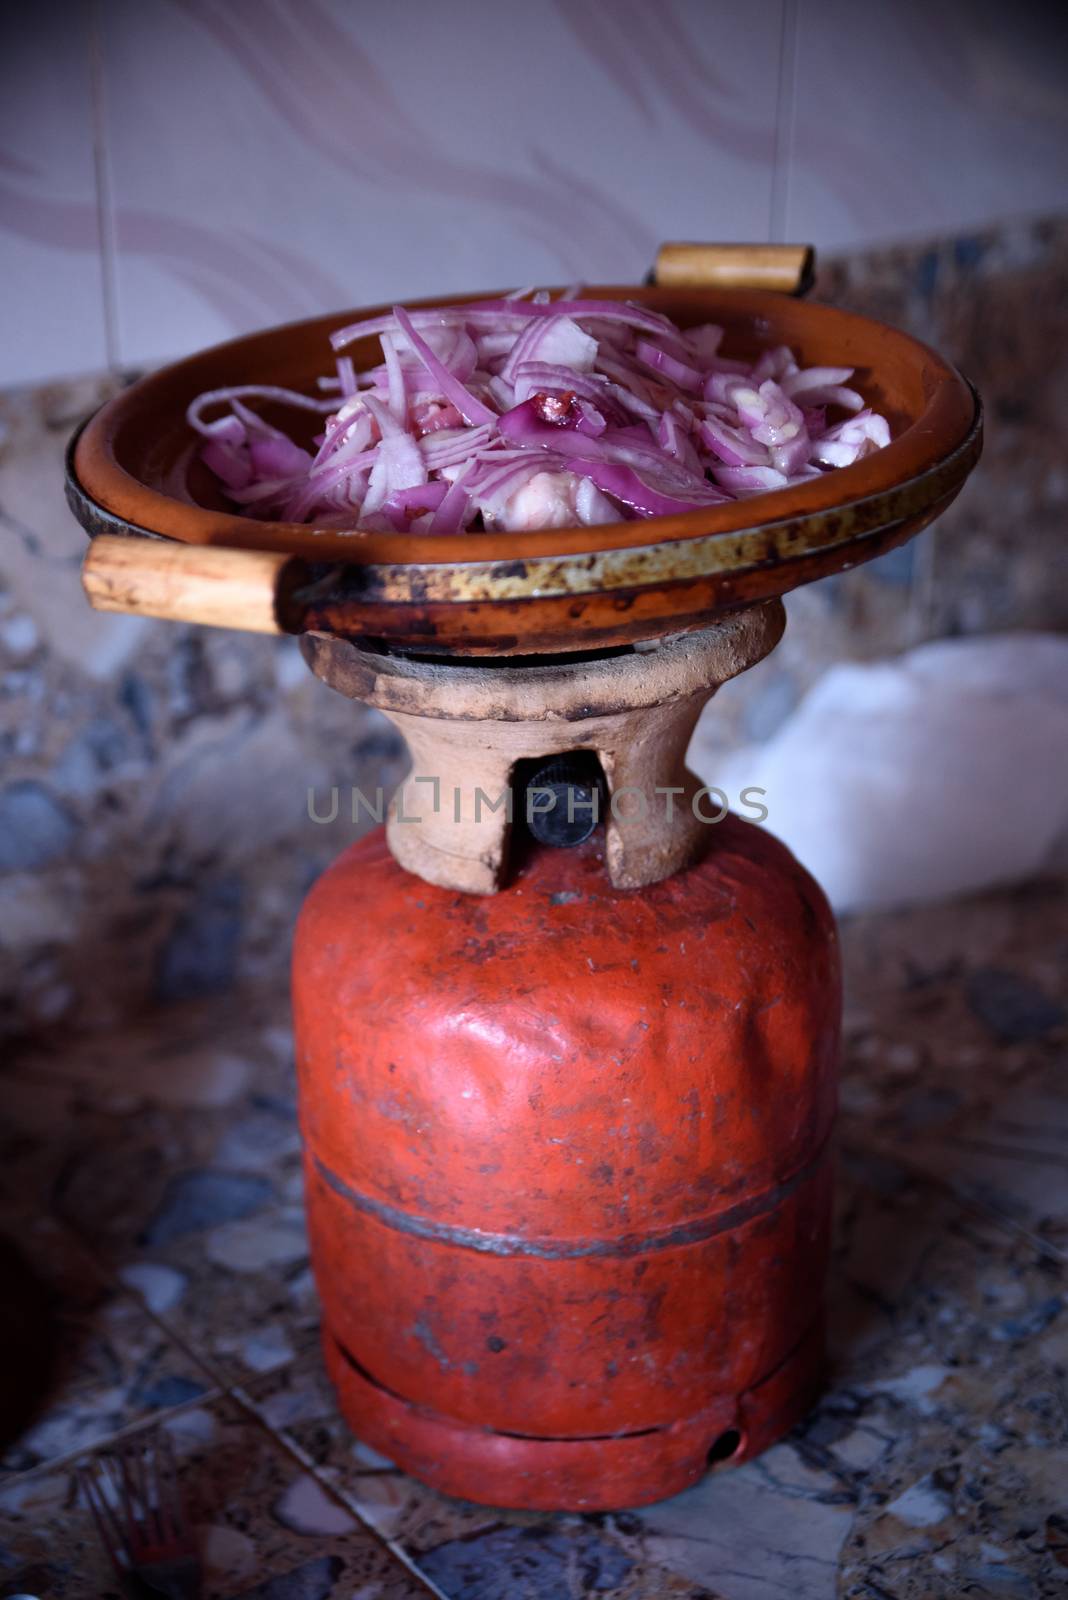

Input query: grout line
[87,0,121,374]
[13,1203,446,1592]
[0,1385,227,1487]
[6,1205,444,1591]
[769,0,799,244]
[226,1383,451,1600]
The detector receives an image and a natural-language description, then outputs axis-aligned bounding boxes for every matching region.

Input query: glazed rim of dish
[72,285,980,578]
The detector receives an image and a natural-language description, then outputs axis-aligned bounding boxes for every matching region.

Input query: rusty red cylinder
[292,812,839,1510]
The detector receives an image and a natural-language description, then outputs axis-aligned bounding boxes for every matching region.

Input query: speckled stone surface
[1,871,1065,1598]
[0,1393,431,1599]
[2,214,1067,1040]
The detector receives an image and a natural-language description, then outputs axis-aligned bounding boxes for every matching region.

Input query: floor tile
[0,1391,432,1599]
[1,1002,320,1387]
[240,1353,725,1599]
[0,1211,221,1479]
[237,1148,1067,1600]
[836,876,1068,1245]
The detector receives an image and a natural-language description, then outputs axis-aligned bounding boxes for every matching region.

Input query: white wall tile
[787,0,1068,251]
[97,0,784,369]
[0,4,110,386]
[3,0,1066,389]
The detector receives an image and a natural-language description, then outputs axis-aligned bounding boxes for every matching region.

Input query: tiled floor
[1,875,1066,1599]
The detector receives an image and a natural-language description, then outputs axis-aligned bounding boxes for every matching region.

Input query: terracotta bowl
[69,285,981,655]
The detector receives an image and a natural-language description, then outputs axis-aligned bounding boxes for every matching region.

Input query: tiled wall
[2,0,1067,385]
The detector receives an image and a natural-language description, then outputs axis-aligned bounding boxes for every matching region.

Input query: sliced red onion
[482,376,513,411]
[658,412,703,475]
[227,477,295,506]
[711,464,790,496]
[195,293,891,531]
[501,315,598,384]
[198,414,253,489]
[187,385,335,436]
[391,305,496,426]
[781,366,854,397]
[382,480,449,525]
[360,391,403,441]
[475,331,523,362]
[419,423,495,471]
[605,380,661,425]
[704,371,751,406]
[470,457,564,517]
[331,307,468,352]
[792,383,865,413]
[203,414,245,447]
[811,409,891,466]
[462,296,687,343]
[381,334,406,424]
[201,440,252,490]
[412,399,465,436]
[731,381,806,448]
[698,415,771,468]
[311,403,371,470]
[704,355,753,377]
[230,397,285,440]
[307,446,378,493]
[750,346,799,384]
[249,435,312,479]
[635,339,703,393]
[427,469,476,535]
[575,461,729,516]
[770,433,815,476]
[442,327,479,378]
[575,399,607,438]
[499,405,710,490]
[685,323,725,361]
[361,432,427,517]
[512,362,618,412]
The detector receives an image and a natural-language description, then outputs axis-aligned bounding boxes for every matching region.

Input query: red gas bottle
[293,808,839,1511]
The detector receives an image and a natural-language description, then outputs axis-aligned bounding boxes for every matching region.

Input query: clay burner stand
[301,604,783,895]
[68,246,981,1511]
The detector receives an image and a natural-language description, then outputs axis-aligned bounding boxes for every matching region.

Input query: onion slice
[193,293,892,533]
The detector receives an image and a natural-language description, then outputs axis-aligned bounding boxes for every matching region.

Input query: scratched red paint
[292,812,840,1509]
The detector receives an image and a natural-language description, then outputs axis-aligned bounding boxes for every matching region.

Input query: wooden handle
[654,242,815,295]
[82,534,308,634]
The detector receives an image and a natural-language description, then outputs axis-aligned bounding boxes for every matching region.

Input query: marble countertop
[1,873,1066,1600]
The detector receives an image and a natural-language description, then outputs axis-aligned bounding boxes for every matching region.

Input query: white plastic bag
[689,634,1068,913]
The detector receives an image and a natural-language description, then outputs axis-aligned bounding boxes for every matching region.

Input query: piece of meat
[493,470,620,532]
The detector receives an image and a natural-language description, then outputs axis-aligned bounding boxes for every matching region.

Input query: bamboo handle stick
[82,534,308,635]
[654,242,815,295]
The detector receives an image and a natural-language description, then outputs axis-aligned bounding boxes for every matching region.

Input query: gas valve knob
[523,756,605,848]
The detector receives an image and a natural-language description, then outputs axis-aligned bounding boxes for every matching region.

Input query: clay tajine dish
[69,284,981,656]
